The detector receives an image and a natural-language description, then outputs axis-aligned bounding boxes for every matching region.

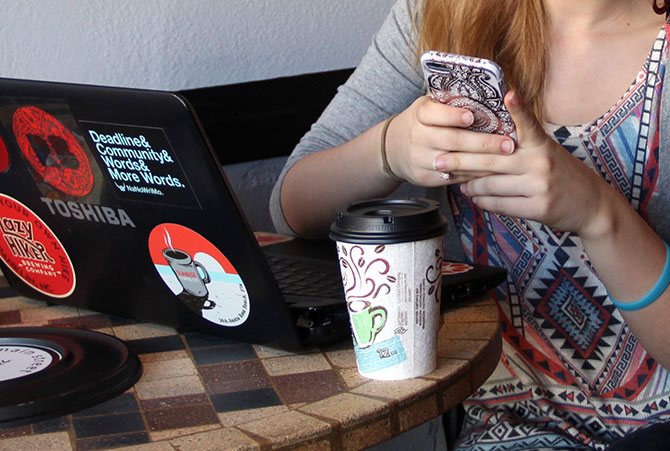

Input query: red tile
[144,404,219,431]
[0,310,20,326]
[272,370,345,404]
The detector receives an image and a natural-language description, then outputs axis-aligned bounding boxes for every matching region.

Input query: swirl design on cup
[338,244,395,301]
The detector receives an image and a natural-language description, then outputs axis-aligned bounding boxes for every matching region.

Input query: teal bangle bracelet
[609,241,670,312]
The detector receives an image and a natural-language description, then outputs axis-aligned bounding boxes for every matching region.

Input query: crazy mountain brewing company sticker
[148,223,250,327]
[12,106,94,197]
[0,194,76,297]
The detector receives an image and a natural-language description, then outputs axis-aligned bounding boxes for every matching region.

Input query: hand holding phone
[420,51,517,143]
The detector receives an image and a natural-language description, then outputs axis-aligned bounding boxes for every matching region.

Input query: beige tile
[20,305,79,323]
[442,304,498,323]
[293,439,332,451]
[437,339,488,360]
[441,373,472,411]
[253,344,318,358]
[112,441,175,451]
[422,357,468,381]
[169,427,261,450]
[0,432,72,451]
[112,323,178,341]
[238,410,331,448]
[0,296,44,312]
[135,375,204,400]
[440,320,499,340]
[324,348,357,368]
[398,396,439,432]
[351,378,435,402]
[262,353,332,376]
[149,423,220,442]
[342,417,393,450]
[140,358,197,382]
[299,393,389,427]
[338,368,367,389]
[218,405,290,427]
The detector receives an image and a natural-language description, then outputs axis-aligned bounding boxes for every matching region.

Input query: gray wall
[1,0,395,89]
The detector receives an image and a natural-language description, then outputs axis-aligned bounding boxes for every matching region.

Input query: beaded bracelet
[609,241,670,312]
[380,113,403,182]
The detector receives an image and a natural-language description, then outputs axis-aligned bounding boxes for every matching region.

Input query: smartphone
[420,50,517,142]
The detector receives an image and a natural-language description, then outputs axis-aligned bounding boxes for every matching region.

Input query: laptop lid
[0,77,307,351]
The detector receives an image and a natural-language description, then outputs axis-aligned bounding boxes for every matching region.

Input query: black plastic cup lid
[329,197,448,244]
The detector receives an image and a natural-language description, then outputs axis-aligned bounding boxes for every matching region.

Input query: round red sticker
[0,135,9,173]
[12,106,94,196]
[0,194,76,298]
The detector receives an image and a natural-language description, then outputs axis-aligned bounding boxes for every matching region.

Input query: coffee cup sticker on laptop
[0,194,76,298]
[148,223,250,326]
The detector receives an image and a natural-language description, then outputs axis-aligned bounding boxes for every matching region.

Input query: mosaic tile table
[0,272,501,451]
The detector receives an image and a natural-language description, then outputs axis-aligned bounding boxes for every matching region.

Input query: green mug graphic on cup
[348,300,387,348]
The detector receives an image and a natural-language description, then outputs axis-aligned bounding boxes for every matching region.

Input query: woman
[270,0,670,448]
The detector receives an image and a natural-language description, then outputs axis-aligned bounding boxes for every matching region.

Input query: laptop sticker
[12,106,94,197]
[0,134,9,173]
[0,194,76,298]
[148,223,250,326]
[442,262,474,275]
[80,121,200,209]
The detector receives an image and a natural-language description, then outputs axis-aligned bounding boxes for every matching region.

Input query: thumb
[505,90,545,146]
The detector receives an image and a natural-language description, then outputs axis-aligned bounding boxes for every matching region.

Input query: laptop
[0,77,505,351]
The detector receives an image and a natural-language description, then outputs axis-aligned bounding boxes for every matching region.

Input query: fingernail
[501,140,515,154]
[462,111,474,126]
[434,158,447,171]
[459,184,467,195]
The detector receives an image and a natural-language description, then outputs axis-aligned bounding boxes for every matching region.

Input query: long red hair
[414,0,547,119]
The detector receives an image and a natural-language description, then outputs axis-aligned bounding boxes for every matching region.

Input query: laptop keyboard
[265,255,345,300]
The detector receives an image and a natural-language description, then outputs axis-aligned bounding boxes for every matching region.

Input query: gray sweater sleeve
[269,0,425,236]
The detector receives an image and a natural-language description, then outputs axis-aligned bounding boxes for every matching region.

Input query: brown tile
[272,370,345,404]
[300,393,389,427]
[469,332,502,389]
[48,314,111,329]
[145,404,219,431]
[342,417,393,450]
[139,350,189,363]
[168,427,261,450]
[108,443,173,451]
[0,424,31,438]
[397,396,439,432]
[140,393,209,410]
[0,310,20,326]
[238,410,331,448]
